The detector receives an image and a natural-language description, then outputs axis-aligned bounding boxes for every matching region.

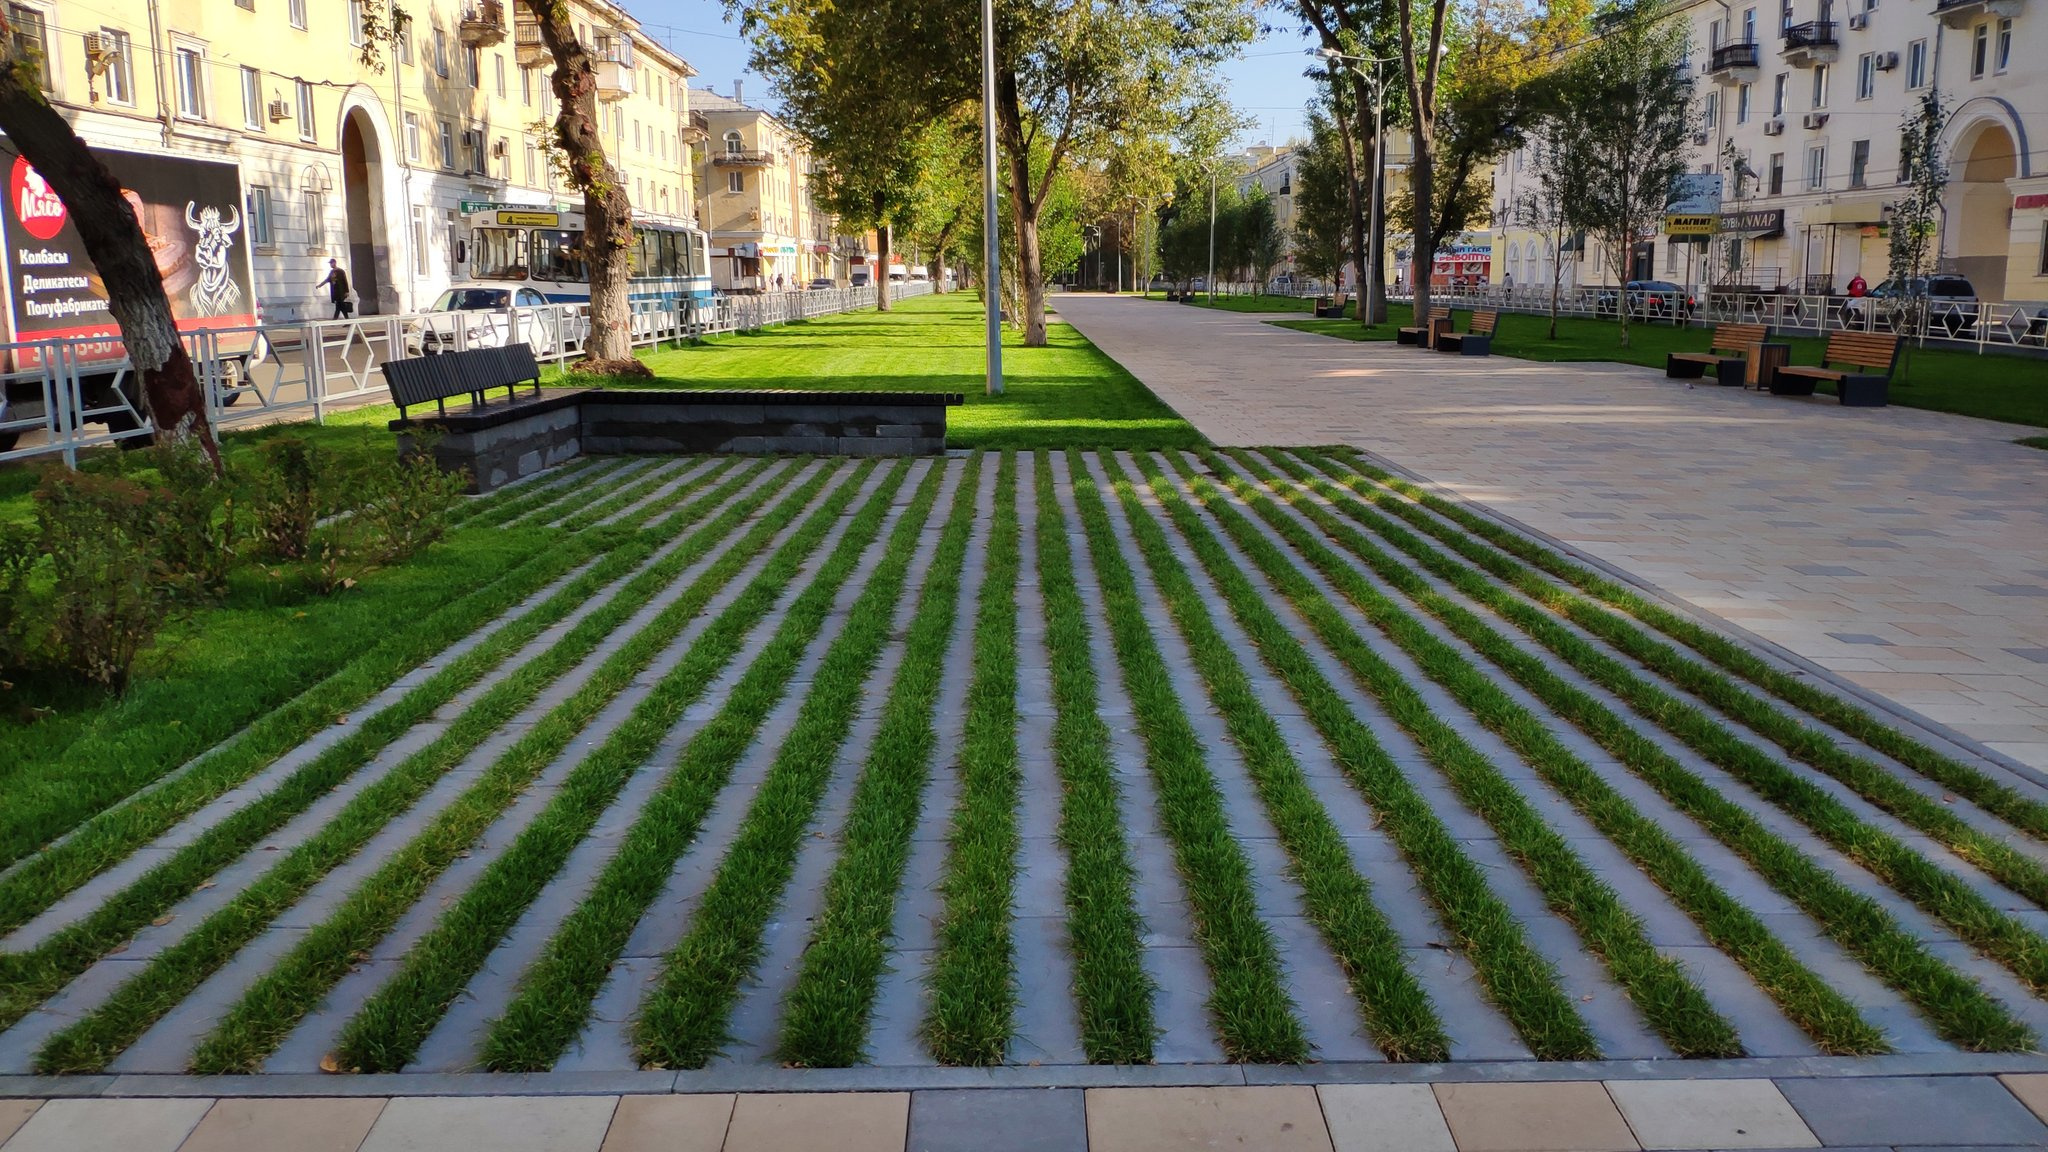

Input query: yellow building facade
[14,0,698,319]
[690,84,849,291]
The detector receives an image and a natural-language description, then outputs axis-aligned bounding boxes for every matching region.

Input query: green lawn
[606,293,1201,450]
[1271,303,2048,430]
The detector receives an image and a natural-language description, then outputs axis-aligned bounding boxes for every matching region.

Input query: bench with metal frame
[1666,322,1772,387]
[1435,310,1498,356]
[382,343,544,419]
[1769,331,1900,407]
[1397,307,1450,346]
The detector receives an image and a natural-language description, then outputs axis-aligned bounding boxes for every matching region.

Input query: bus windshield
[472,228,528,280]
[530,229,589,283]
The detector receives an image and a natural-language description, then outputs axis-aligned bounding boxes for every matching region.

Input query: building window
[173,44,207,120]
[1971,23,1988,78]
[1772,73,1787,117]
[1811,63,1828,108]
[404,113,420,160]
[521,65,532,105]
[1996,18,2011,72]
[439,120,454,170]
[306,189,327,252]
[445,209,461,275]
[240,66,261,128]
[724,130,742,155]
[289,0,307,31]
[434,28,448,77]
[1849,139,1870,187]
[247,185,273,246]
[1805,144,1826,191]
[633,120,642,150]
[96,28,133,105]
[1856,53,1874,99]
[727,170,744,193]
[1906,39,1927,88]
[397,17,412,65]
[495,53,506,97]
[348,0,365,46]
[296,80,315,142]
[469,128,488,174]
[524,141,537,185]
[7,5,49,88]
[1742,7,1755,41]
[466,46,480,87]
[1768,151,1784,195]
[1704,91,1720,129]
[1779,0,1792,33]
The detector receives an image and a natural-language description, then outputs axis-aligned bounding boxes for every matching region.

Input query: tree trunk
[1015,212,1046,345]
[1328,63,1369,328]
[929,214,958,295]
[1548,225,1563,340]
[995,68,1049,346]
[873,191,893,311]
[0,64,217,464]
[1612,240,1632,349]
[1409,126,1433,334]
[527,0,644,373]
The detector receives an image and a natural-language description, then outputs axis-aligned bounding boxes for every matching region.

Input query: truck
[0,141,260,452]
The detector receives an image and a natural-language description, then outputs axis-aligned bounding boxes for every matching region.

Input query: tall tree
[1515,103,1597,338]
[526,1,644,372]
[1394,0,1453,327]
[1887,89,1948,340]
[1296,1,1403,325]
[1291,108,1354,287]
[0,13,218,462]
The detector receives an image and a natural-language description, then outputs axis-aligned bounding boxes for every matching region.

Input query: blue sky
[629,0,1320,151]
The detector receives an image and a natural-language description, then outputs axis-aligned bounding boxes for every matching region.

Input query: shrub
[245,437,322,561]
[356,441,468,563]
[32,470,171,690]
[148,435,238,599]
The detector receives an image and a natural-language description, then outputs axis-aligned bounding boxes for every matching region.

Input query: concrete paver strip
[2000,1071,2048,1124]
[906,1088,1087,1152]
[1052,295,2048,774]
[595,1093,735,1152]
[0,1098,212,1152]
[1431,1081,1640,1152]
[1602,1079,1816,1149]
[1772,1073,2048,1147]
[720,1092,909,1152]
[0,1103,37,1148]
[1085,1086,1334,1152]
[1316,1084,1456,1152]
[174,1097,387,1152]
[355,1095,617,1152]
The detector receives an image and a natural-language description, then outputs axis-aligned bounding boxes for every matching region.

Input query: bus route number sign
[495,211,562,227]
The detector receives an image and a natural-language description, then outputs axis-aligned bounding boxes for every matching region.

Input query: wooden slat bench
[1769,331,1901,407]
[382,343,544,418]
[1435,310,1497,356]
[1397,307,1450,346]
[1666,323,1771,387]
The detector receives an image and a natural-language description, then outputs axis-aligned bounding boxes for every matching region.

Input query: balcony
[712,148,772,168]
[593,34,635,102]
[513,15,547,65]
[1781,20,1839,66]
[1935,0,2022,28]
[1705,40,1761,84]
[459,1,506,47]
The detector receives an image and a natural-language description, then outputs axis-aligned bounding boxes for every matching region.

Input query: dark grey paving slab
[907,1088,1086,1152]
[1774,1075,2048,1146]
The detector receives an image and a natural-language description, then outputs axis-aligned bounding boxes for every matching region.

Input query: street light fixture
[1315,46,1396,324]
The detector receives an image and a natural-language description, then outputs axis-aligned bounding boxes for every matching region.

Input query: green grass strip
[30,461,831,1073]
[1061,450,1308,1063]
[464,458,637,530]
[0,464,779,1039]
[1031,451,1154,1064]
[922,453,1024,1066]
[1110,453,1447,1061]
[1323,445,2048,843]
[1131,455,1594,1061]
[445,458,607,528]
[776,457,981,1067]
[505,459,666,530]
[1276,447,2037,1048]
[555,459,711,534]
[1187,450,1731,1059]
[631,460,943,1069]
[483,461,913,1072]
[189,462,852,1073]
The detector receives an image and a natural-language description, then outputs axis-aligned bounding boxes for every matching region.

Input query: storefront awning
[1803,197,1888,226]
[1717,208,1784,238]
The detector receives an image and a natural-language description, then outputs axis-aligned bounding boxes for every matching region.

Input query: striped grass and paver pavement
[9,449,2048,1135]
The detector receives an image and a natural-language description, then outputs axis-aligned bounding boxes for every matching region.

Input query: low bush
[244,438,322,561]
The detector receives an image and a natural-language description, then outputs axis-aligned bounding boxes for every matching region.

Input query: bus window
[659,231,679,278]
[630,228,654,277]
[531,230,587,282]
[471,228,528,280]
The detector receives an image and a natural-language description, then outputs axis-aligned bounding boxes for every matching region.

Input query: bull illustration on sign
[185,201,242,317]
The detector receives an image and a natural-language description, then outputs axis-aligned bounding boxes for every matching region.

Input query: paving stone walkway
[1051,295,2048,775]
[5,1073,2048,1150]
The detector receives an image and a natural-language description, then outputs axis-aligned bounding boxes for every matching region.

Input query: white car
[409,286,575,356]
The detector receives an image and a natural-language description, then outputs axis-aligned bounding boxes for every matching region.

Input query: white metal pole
[1206,167,1217,302]
[1367,59,1386,323]
[980,0,1002,395]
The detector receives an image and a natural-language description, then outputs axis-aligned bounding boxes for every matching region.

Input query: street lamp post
[1317,47,1393,324]
[980,0,1002,395]
[1206,165,1217,303]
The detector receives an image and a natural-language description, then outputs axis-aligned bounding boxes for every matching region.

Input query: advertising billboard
[0,141,255,367]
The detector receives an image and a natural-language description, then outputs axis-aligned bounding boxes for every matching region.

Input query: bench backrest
[1822,331,1900,374]
[1469,311,1499,336]
[1428,306,1450,323]
[382,341,544,417]
[1709,323,1770,354]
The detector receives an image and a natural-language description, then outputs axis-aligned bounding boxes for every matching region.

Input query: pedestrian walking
[317,259,353,319]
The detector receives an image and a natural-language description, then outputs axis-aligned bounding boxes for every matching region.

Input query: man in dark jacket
[317,259,352,319]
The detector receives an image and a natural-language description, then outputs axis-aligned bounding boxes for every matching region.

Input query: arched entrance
[341,110,386,314]
[1948,119,2017,300]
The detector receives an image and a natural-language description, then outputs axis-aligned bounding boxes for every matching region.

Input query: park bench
[382,343,544,419]
[1435,310,1498,356]
[1397,307,1450,346]
[1769,331,1900,407]
[1665,323,1771,387]
[1314,294,1348,319]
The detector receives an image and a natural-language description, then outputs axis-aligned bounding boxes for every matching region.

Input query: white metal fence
[0,280,936,467]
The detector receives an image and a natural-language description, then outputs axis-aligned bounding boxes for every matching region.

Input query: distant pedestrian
[1503,271,1514,289]
[1846,273,1867,297]
[317,259,352,319]
[775,273,785,291]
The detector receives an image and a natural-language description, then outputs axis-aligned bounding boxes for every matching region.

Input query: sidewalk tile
[1432,1082,1638,1152]
[1774,1076,2048,1146]
[1,1099,212,1152]
[908,1089,1083,1152]
[1317,1084,1454,1152]
[178,1098,386,1152]
[358,1096,617,1152]
[597,1094,734,1152]
[1999,1073,2048,1124]
[1086,1086,1332,1152]
[1603,1080,1814,1150]
[0,1102,38,1146]
[722,1093,908,1152]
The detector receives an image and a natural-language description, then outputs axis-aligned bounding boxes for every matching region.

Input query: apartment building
[690,82,845,291]
[9,0,697,320]
[1234,136,1435,289]
[1490,0,2047,304]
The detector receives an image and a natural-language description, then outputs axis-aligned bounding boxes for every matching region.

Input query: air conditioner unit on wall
[1873,50,1899,70]
[1803,111,1830,129]
[1847,12,1868,29]
[1763,117,1786,135]
[267,98,291,123]
[1692,131,1710,146]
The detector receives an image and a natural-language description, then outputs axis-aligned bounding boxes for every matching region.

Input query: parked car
[850,271,872,287]
[1847,274,1978,336]
[1595,280,1695,320]
[408,286,569,356]
[808,277,836,290]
